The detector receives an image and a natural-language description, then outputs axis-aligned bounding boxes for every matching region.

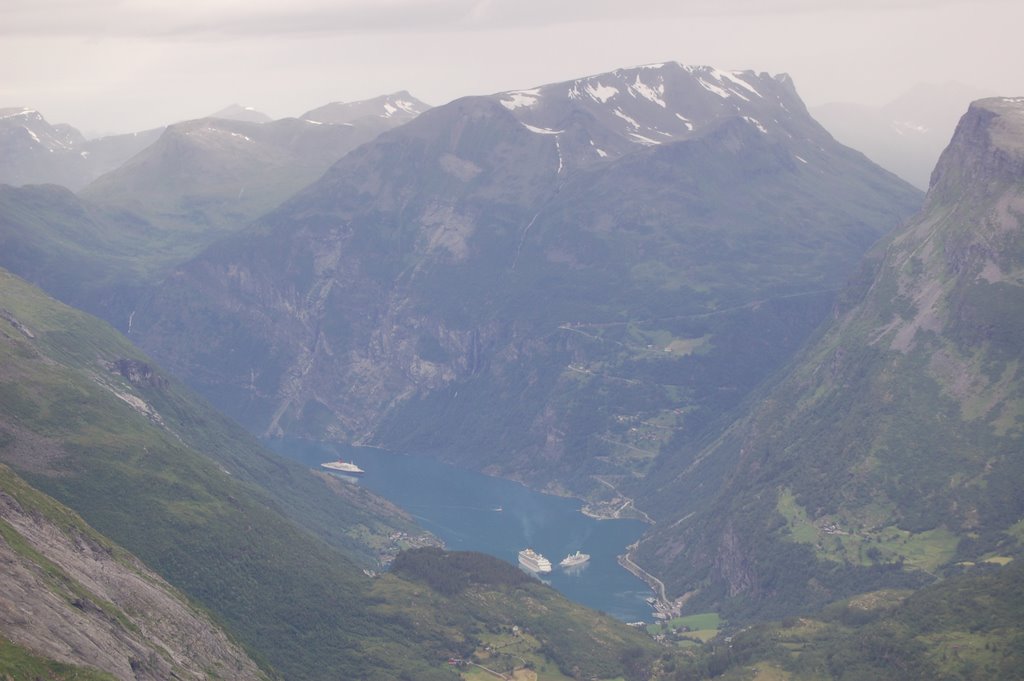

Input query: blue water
[269,439,655,622]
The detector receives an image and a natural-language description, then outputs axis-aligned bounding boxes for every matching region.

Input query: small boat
[320,459,365,475]
[559,550,590,568]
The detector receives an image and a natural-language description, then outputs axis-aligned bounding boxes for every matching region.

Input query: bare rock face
[107,358,168,389]
[0,466,265,681]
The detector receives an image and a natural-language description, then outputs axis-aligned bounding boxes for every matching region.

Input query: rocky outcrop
[107,358,168,389]
[0,465,265,680]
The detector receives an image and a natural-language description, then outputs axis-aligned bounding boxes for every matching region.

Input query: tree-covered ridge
[384,547,669,680]
[391,547,533,595]
[672,561,1024,681]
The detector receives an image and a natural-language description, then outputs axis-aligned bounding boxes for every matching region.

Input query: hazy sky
[1,0,1022,135]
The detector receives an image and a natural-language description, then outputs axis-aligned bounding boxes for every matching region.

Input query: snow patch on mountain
[585,82,619,103]
[522,123,563,135]
[629,75,666,107]
[394,99,420,114]
[697,79,732,99]
[714,70,762,98]
[629,133,662,146]
[1,108,39,121]
[743,116,768,133]
[612,108,641,129]
[501,89,542,110]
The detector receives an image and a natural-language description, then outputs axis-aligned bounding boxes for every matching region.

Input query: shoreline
[618,541,683,619]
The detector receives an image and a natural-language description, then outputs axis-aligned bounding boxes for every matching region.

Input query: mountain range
[1,61,1022,680]
[125,63,921,510]
[0,107,161,190]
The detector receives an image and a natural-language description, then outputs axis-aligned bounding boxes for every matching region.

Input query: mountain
[812,82,992,189]
[0,463,266,680]
[301,90,430,127]
[0,183,194,325]
[633,97,1024,620]
[208,103,273,123]
[0,267,674,680]
[129,62,922,505]
[0,107,90,188]
[0,267,434,679]
[0,107,160,190]
[80,94,428,234]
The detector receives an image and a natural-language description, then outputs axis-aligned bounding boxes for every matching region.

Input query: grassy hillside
[386,548,668,681]
[0,268,453,679]
[0,638,118,681]
[671,561,1024,681]
[0,463,266,680]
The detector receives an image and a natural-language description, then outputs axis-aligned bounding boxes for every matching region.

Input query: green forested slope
[0,267,676,680]
[0,267,449,680]
[672,561,1024,681]
[635,97,1024,620]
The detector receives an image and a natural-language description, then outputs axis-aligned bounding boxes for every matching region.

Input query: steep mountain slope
[0,268,442,679]
[130,62,921,501]
[634,97,1024,619]
[0,108,160,190]
[0,464,265,680]
[81,93,429,234]
[0,267,677,680]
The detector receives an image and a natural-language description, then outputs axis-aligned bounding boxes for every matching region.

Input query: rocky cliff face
[634,97,1024,618]
[130,63,921,498]
[0,465,264,680]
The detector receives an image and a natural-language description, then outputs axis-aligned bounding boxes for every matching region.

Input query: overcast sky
[1,0,1021,135]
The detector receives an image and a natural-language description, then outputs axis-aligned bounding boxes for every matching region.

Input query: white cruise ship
[559,550,590,567]
[320,459,365,475]
[517,548,552,573]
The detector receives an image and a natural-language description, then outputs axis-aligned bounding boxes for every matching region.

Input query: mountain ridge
[128,62,921,505]
[632,95,1024,620]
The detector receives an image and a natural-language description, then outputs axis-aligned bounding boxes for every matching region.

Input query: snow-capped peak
[0,107,41,121]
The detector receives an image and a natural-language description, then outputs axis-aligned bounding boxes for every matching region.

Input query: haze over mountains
[1,60,1022,681]
[812,82,994,189]
[126,62,921,507]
